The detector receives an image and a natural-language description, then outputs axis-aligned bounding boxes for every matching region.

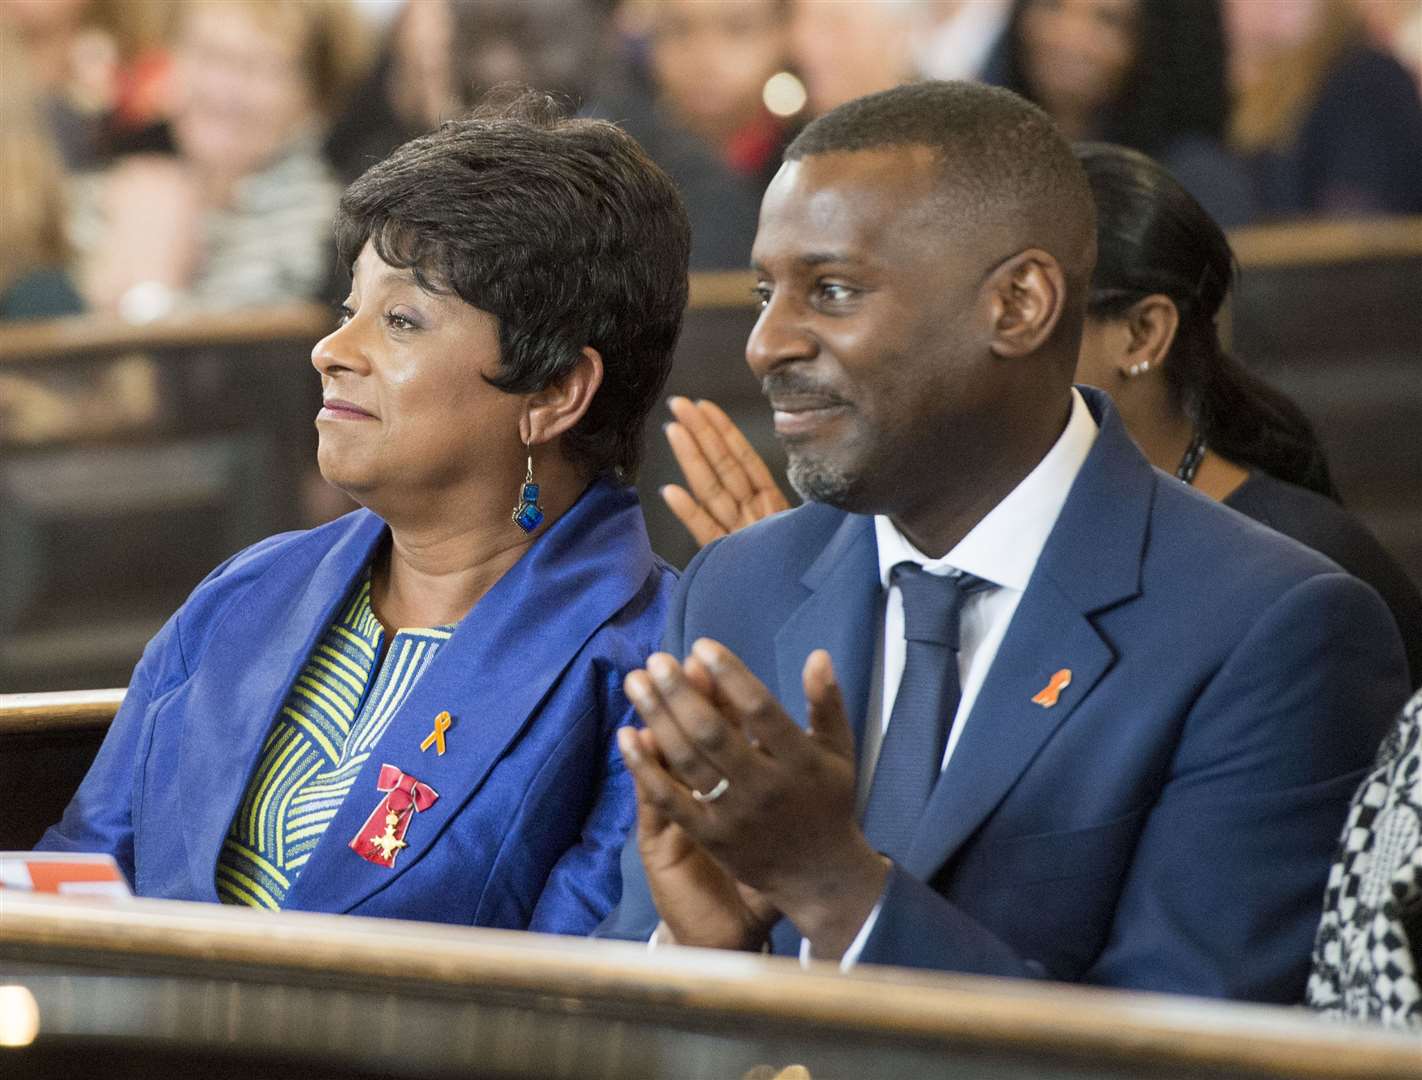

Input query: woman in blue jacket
[37,91,690,934]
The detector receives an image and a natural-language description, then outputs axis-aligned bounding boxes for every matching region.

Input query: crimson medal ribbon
[350,763,439,867]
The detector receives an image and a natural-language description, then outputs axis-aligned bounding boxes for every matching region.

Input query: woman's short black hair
[1077,142,1337,499]
[334,88,691,480]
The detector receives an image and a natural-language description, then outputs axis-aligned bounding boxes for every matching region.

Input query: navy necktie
[860,562,990,863]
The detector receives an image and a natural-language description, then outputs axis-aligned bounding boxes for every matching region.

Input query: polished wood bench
[0,689,123,850]
[2,890,1418,1080]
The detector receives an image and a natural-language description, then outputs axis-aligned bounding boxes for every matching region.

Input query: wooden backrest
[0,690,123,850]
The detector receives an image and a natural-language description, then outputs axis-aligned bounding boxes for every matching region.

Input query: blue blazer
[599,389,1410,1001]
[39,479,675,935]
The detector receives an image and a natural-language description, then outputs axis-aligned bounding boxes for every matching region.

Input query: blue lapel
[773,513,879,747]
[903,389,1155,878]
[176,511,386,901]
[282,479,655,914]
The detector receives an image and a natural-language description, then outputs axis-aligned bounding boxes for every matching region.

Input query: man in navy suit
[598,82,1409,1001]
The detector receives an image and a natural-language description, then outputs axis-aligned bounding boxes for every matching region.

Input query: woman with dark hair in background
[991,0,1254,226]
[38,93,691,933]
[660,140,1422,685]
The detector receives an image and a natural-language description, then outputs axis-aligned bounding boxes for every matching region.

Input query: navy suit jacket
[599,389,1409,1001]
[39,479,675,935]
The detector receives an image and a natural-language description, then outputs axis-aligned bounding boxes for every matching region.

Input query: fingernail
[691,639,722,670]
[625,672,653,706]
[617,726,641,764]
[648,654,677,688]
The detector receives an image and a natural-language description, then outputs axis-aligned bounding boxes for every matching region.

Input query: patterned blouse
[215,573,452,909]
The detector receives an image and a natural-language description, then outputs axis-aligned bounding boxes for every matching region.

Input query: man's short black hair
[334,89,691,480]
[786,80,1096,297]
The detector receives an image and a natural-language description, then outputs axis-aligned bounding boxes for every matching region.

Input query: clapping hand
[618,640,888,960]
[661,397,790,547]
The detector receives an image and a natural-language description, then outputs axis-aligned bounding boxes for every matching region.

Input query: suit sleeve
[32,608,189,885]
[591,543,714,941]
[856,572,1408,1000]
[527,698,639,935]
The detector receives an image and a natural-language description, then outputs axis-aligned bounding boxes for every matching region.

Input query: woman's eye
[334,304,354,327]
[385,311,417,331]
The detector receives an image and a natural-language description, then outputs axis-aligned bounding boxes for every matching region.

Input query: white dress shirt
[822,388,1099,969]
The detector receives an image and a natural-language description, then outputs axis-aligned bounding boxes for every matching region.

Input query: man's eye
[819,283,854,303]
[334,304,354,327]
[751,285,772,309]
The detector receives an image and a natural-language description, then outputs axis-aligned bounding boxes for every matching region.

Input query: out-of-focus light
[0,985,40,1048]
[763,72,808,118]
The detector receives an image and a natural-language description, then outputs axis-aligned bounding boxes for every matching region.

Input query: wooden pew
[1,217,1418,695]
[0,690,123,850]
[2,890,1418,1080]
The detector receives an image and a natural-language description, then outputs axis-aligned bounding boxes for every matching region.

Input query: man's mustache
[761,371,851,408]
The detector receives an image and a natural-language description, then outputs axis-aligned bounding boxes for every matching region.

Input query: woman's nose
[310,319,367,378]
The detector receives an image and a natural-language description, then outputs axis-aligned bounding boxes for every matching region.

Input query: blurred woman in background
[992,0,1253,225]
[73,0,369,320]
[660,140,1422,685]
[1227,0,1422,218]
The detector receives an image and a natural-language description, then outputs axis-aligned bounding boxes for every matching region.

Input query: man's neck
[890,393,1075,559]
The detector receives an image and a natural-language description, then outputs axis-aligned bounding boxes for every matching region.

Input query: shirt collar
[875,387,1098,591]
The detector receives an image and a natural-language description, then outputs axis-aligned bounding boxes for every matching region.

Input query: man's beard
[785,448,858,507]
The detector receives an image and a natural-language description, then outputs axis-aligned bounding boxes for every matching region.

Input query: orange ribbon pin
[420,710,452,755]
[1031,669,1072,708]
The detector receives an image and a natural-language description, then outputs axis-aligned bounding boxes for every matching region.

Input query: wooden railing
[0,688,124,734]
[0,691,124,851]
[2,890,1417,1080]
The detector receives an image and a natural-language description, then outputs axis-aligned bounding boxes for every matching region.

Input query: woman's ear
[521,346,604,446]
[987,248,1068,358]
[1116,294,1179,378]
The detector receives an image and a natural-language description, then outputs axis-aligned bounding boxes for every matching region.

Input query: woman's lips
[318,399,375,421]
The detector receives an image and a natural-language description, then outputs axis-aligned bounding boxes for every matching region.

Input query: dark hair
[1076,142,1337,498]
[999,0,1230,157]
[786,81,1097,299]
[334,88,691,480]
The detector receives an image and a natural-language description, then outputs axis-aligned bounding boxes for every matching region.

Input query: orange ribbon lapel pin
[420,710,452,755]
[1031,669,1072,708]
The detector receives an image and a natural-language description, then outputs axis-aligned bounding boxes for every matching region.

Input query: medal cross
[369,810,407,863]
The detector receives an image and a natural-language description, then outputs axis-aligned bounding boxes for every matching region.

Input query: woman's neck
[1117,389,1249,501]
[367,460,589,634]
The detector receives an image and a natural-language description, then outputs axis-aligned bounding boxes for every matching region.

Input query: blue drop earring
[512,444,544,534]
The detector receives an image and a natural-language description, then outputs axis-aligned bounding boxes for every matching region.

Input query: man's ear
[521,346,604,446]
[1116,294,1179,377]
[986,249,1068,359]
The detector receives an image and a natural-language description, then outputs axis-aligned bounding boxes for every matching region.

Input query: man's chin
[786,453,859,509]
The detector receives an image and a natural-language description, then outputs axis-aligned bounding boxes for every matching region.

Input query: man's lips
[768,395,850,437]
[319,398,376,420]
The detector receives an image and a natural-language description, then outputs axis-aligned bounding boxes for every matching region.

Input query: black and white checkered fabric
[1308,687,1422,1028]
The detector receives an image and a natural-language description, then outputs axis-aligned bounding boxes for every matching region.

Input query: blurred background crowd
[3,0,1421,325]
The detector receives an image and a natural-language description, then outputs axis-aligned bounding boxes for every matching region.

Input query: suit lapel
[176,511,386,900]
[774,514,879,747]
[283,480,655,914]
[903,390,1155,878]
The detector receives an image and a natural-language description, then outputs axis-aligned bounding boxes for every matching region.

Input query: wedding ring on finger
[691,777,731,803]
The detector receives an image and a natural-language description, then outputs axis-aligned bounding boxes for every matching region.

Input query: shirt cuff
[797,897,884,972]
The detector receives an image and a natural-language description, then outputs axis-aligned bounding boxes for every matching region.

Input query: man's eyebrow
[751,252,859,273]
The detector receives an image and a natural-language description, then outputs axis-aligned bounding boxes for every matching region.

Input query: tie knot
[891,562,989,648]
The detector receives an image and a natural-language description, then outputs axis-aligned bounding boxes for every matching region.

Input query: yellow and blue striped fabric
[216,572,452,909]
